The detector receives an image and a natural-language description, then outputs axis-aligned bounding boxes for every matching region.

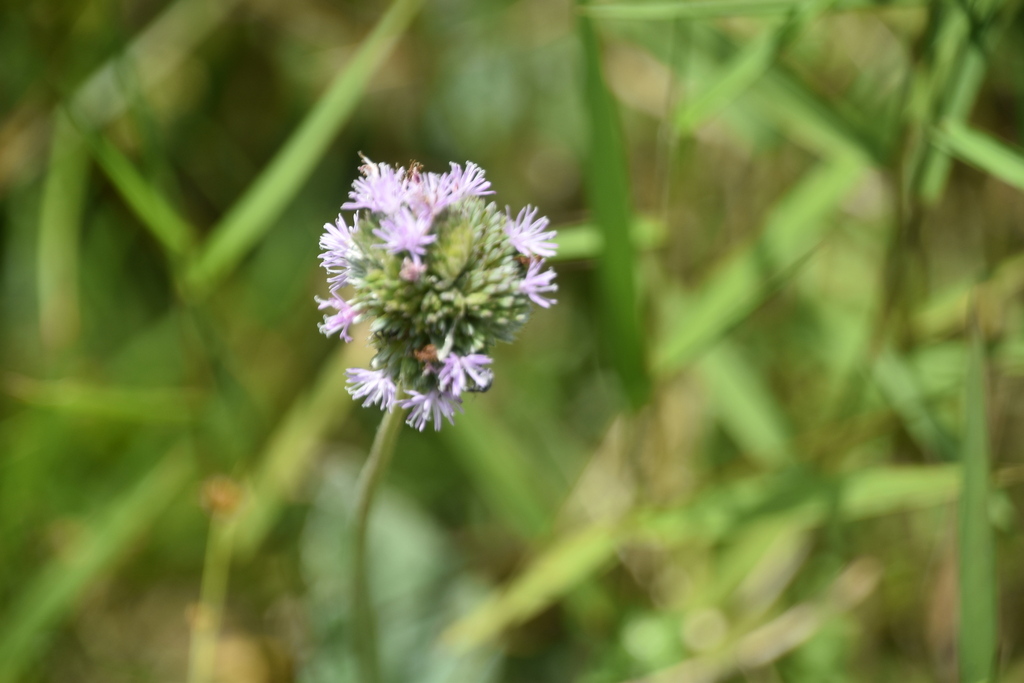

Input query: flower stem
[352,406,405,683]
[187,515,235,683]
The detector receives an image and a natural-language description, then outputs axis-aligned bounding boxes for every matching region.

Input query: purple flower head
[342,158,408,214]
[346,368,397,411]
[316,295,360,341]
[319,214,359,291]
[317,156,559,430]
[438,354,494,395]
[399,388,464,431]
[373,207,436,262]
[520,259,558,308]
[505,205,557,258]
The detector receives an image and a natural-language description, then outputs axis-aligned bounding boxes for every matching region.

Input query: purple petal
[372,207,437,261]
[319,214,359,291]
[446,161,493,199]
[407,171,455,219]
[505,205,557,258]
[341,158,409,214]
[316,295,360,341]
[346,368,397,411]
[519,259,558,308]
[398,388,463,431]
[438,354,494,395]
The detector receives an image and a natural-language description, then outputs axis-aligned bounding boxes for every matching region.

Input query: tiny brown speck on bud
[413,343,439,364]
[201,476,243,517]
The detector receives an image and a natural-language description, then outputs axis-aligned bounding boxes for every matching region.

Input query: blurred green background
[3,0,1024,681]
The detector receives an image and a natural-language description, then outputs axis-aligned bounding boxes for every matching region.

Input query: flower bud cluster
[317,156,558,431]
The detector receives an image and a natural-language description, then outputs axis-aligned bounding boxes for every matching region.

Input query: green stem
[352,406,406,683]
[187,515,235,683]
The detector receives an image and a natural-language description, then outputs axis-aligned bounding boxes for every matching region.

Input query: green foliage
[3,0,1024,681]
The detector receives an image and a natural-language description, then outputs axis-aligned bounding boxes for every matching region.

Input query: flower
[319,214,359,291]
[342,157,408,214]
[346,368,398,411]
[520,259,558,308]
[316,295,359,341]
[372,207,436,262]
[316,156,559,430]
[505,205,557,258]
[399,388,463,431]
[439,354,494,395]
[445,161,494,200]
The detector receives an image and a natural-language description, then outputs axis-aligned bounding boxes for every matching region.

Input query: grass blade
[932,119,1024,191]
[698,341,794,468]
[915,0,1008,203]
[443,523,620,650]
[551,216,664,262]
[618,20,885,160]
[4,375,200,423]
[0,449,193,683]
[441,408,557,539]
[675,0,834,136]
[70,0,241,128]
[187,0,423,295]
[655,155,864,375]
[77,124,198,259]
[36,111,89,351]
[872,349,958,461]
[958,313,997,683]
[445,464,960,649]
[233,344,357,557]
[579,3,651,409]
[585,0,925,20]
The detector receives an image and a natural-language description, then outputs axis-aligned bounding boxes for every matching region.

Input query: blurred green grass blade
[579,4,651,409]
[932,120,1024,191]
[585,0,925,19]
[675,0,834,136]
[552,224,604,262]
[636,465,961,542]
[233,344,356,557]
[676,28,781,134]
[37,110,89,351]
[623,20,884,160]
[443,522,620,650]
[446,464,959,649]
[0,0,240,191]
[698,522,808,612]
[872,349,958,461]
[70,0,241,128]
[749,56,884,161]
[916,0,1007,203]
[698,341,793,468]
[959,316,997,683]
[441,408,558,539]
[187,0,423,295]
[0,450,193,683]
[77,125,198,259]
[4,375,200,423]
[916,251,1024,337]
[655,154,864,375]
[588,0,801,19]
[552,216,665,262]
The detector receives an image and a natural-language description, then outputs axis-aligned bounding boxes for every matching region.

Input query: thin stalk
[352,407,406,683]
[187,514,236,683]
